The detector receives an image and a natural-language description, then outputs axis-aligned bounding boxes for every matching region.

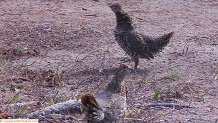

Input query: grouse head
[109,3,133,31]
[114,64,129,79]
[109,3,123,13]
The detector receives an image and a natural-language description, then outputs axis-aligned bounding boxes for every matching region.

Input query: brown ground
[0,0,218,122]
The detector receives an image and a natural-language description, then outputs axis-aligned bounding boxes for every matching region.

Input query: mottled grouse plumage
[81,64,129,123]
[110,3,174,69]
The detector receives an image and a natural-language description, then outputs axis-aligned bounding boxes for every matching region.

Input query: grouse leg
[120,57,132,63]
[131,56,139,69]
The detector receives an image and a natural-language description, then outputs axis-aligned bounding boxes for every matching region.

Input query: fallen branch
[146,103,193,108]
[124,118,143,121]
[85,14,98,17]
[26,100,84,119]
[1,101,39,109]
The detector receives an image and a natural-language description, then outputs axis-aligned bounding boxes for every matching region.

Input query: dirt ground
[0,0,218,122]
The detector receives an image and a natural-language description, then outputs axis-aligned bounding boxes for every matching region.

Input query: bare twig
[124,118,143,121]
[182,41,189,54]
[1,101,39,109]
[146,103,193,108]
[85,14,98,17]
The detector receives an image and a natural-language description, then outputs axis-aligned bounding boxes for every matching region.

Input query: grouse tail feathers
[155,32,174,51]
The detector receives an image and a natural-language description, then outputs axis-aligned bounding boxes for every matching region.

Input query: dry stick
[182,41,189,54]
[26,100,83,119]
[105,43,118,68]
[25,58,36,67]
[64,51,93,76]
[0,8,21,16]
[146,103,193,108]
[187,83,194,93]
[124,118,143,121]
[85,14,98,17]
[3,91,23,110]
[1,101,39,109]
[67,42,113,76]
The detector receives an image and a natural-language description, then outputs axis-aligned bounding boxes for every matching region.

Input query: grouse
[81,64,129,123]
[110,3,174,69]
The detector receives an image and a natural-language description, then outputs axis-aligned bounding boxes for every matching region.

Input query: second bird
[110,3,174,69]
[81,64,129,123]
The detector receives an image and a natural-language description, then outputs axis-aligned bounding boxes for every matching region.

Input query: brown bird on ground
[81,64,129,123]
[109,3,174,69]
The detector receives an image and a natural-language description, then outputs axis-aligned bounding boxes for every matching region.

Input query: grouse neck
[107,71,126,93]
[115,12,134,32]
